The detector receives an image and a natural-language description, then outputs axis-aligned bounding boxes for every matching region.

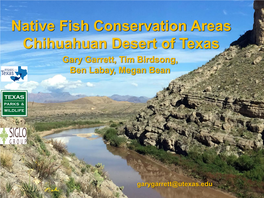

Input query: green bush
[103,128,118,141]
[109,136,126,147]
[235,155,255,172]
[66,177,81,193]
[103,128,126,147]
[110,123,117,127]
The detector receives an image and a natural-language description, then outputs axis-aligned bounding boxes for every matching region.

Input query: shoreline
[38,123,104,137]
[37,124,236,197]
[98,137,237,198]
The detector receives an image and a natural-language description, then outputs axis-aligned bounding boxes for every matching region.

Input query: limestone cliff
[121,1,264,156]
[252,0,264,45]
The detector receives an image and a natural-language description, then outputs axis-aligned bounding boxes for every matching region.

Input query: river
[43,127,235,198]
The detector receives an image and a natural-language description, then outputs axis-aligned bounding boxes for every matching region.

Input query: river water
[43,127,235,198]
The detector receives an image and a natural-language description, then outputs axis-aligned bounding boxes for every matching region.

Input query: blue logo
[1,66,28,82]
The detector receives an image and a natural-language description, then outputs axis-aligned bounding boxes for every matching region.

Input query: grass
[25,156,60,179]
[34,120,102,132]
[0,150,13,169]
[39,141,50,156]
[21,181,43,198]
[34,134,51,156]
[51,139,68,154]
[6,182,13,193]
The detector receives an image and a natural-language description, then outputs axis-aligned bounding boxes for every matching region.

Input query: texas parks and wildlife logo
[1,66,28,82]
[0,128,27,144]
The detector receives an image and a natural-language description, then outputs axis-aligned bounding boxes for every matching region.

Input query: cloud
[86,82,95,87]
[1,61,23,66]
[41,74,83,92]
[131,82,138,87]
[4,81,39,93]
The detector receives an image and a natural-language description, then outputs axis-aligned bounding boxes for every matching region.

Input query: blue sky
[0,0,254,97]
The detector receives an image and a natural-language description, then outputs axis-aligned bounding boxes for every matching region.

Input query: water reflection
[44,127,235,198]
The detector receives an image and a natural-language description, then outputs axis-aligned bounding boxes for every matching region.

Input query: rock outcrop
[231,0,264,47]
[252,0,264,45]
[121,43,264,156]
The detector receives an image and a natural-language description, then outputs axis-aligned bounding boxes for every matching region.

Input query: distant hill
[110,94,150,103]
[28,92,150,103]
[26,96,145,123]
[28,92,87,103]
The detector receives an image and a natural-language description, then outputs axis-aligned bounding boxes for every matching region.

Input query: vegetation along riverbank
[95,124,264,198]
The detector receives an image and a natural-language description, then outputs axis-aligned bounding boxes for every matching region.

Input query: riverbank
[43,126,236,198]
[0,117,127,198]
[39,124,104,137]
[95,126,264,198]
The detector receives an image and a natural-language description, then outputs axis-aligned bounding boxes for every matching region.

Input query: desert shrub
[103,128,118,141]
[103,128,126,147]
[81,167,86,174]
[202,150,217,164]
[25,156,60,179]
[51,139,68,154]
[95,163,104,169]
[109,136,126,147]
[21,181,43,198]
[66,177,81,193]
[115,192,120,198]
[92,170,104,188]
[119,186,124,191]
[244,166,264,181]
[235,155,255,172]
[95,127,109,135]
[225,154,238,166]
[35,134,42,143]
[131,141,179,164]
[110,123,117,127]
[0,150,13,169]
[69,153,75,157]
[80,181,111,198]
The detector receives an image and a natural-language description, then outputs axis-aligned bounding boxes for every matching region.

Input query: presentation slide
[1,1,263,198]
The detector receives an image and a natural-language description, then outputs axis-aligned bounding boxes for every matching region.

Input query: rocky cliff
[121,1,264,156]
[252,0,264,45]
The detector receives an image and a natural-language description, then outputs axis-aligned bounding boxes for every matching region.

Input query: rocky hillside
[23,96,145,123]
[121,1,264,156]
[0,117,127,198]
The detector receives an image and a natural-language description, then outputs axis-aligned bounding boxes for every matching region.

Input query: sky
[0,0,255,98]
